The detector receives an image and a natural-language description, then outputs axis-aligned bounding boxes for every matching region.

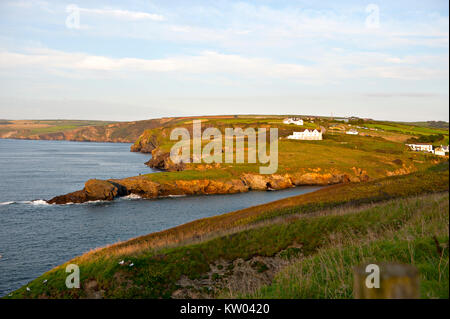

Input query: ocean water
[0,139,320,296]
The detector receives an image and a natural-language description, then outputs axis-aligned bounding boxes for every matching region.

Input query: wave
[0,201,15,206]
[61,199,108,205]
[0,200,51,206]
[121,194,142,200]
[30,199,50,206]
[17,200,50,206]
[0,195,143,207]
[84,200,108,204]
[158,194,188,199]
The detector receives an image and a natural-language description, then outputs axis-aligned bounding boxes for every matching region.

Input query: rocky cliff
[145,148,185,171]
[0,119,172,144]
[47,170,359,205]
[130,133,160,153]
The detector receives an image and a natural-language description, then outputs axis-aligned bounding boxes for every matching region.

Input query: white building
[406,143,433,153]
[346,129,359,135]
[288,129,323,140]
[283,118,304,126]
[434,145,449,156]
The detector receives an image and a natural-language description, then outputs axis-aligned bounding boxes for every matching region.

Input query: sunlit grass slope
[7,163,448,299]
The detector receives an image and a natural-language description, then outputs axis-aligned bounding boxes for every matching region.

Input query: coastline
[0,137,132,144]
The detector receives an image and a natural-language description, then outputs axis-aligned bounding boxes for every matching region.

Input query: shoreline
[0,137,132,144]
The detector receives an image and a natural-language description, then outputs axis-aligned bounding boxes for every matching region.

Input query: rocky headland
[47,169,367,205]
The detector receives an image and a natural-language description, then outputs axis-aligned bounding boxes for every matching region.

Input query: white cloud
[78,7,165,21]
[6,0,49,8]
[0,47,447,83]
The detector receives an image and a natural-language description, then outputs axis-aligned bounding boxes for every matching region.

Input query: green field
[0,120,114,137]
[363,122,449,144]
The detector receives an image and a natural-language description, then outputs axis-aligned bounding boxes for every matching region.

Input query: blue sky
[0,0,448,121]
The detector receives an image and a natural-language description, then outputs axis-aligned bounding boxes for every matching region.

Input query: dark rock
[130,135,158,153]
[47,179,128,204]
[145,148,185,171]
[47,190,89,205]
[85,179,128,200]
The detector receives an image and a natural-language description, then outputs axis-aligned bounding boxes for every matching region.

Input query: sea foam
[0,201,15,206]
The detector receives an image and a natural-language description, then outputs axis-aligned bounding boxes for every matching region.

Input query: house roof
[294,128,321,133]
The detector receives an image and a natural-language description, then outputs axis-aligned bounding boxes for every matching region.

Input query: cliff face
[145,148,185,171]
[130,133,159,153]
[47,170,358,204]
[0,119,170,144]
[130,126,172,153]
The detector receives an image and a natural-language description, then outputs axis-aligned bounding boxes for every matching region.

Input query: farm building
[346,129,359,135]
[287,129,323,140]
[283,118,304,126]
[434,145,449,156]
[406,143,434,153]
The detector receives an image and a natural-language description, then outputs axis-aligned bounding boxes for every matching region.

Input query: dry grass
[247,192,449,299]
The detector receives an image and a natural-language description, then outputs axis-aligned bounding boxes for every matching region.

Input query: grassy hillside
[132,116,444,184]
[6,163,448,299]
[0,120,113,136]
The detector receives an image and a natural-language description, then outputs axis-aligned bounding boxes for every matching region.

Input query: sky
[0,0,448,122]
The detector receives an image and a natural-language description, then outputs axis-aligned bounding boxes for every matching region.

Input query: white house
[346,129,359,135]
[283,118,304,126]
[288,129,323,140]
[406,143,433,153]
[434,145,449,156]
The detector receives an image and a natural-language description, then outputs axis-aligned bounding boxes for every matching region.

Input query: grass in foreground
[6,164,449,299]
[247,193,448,299]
